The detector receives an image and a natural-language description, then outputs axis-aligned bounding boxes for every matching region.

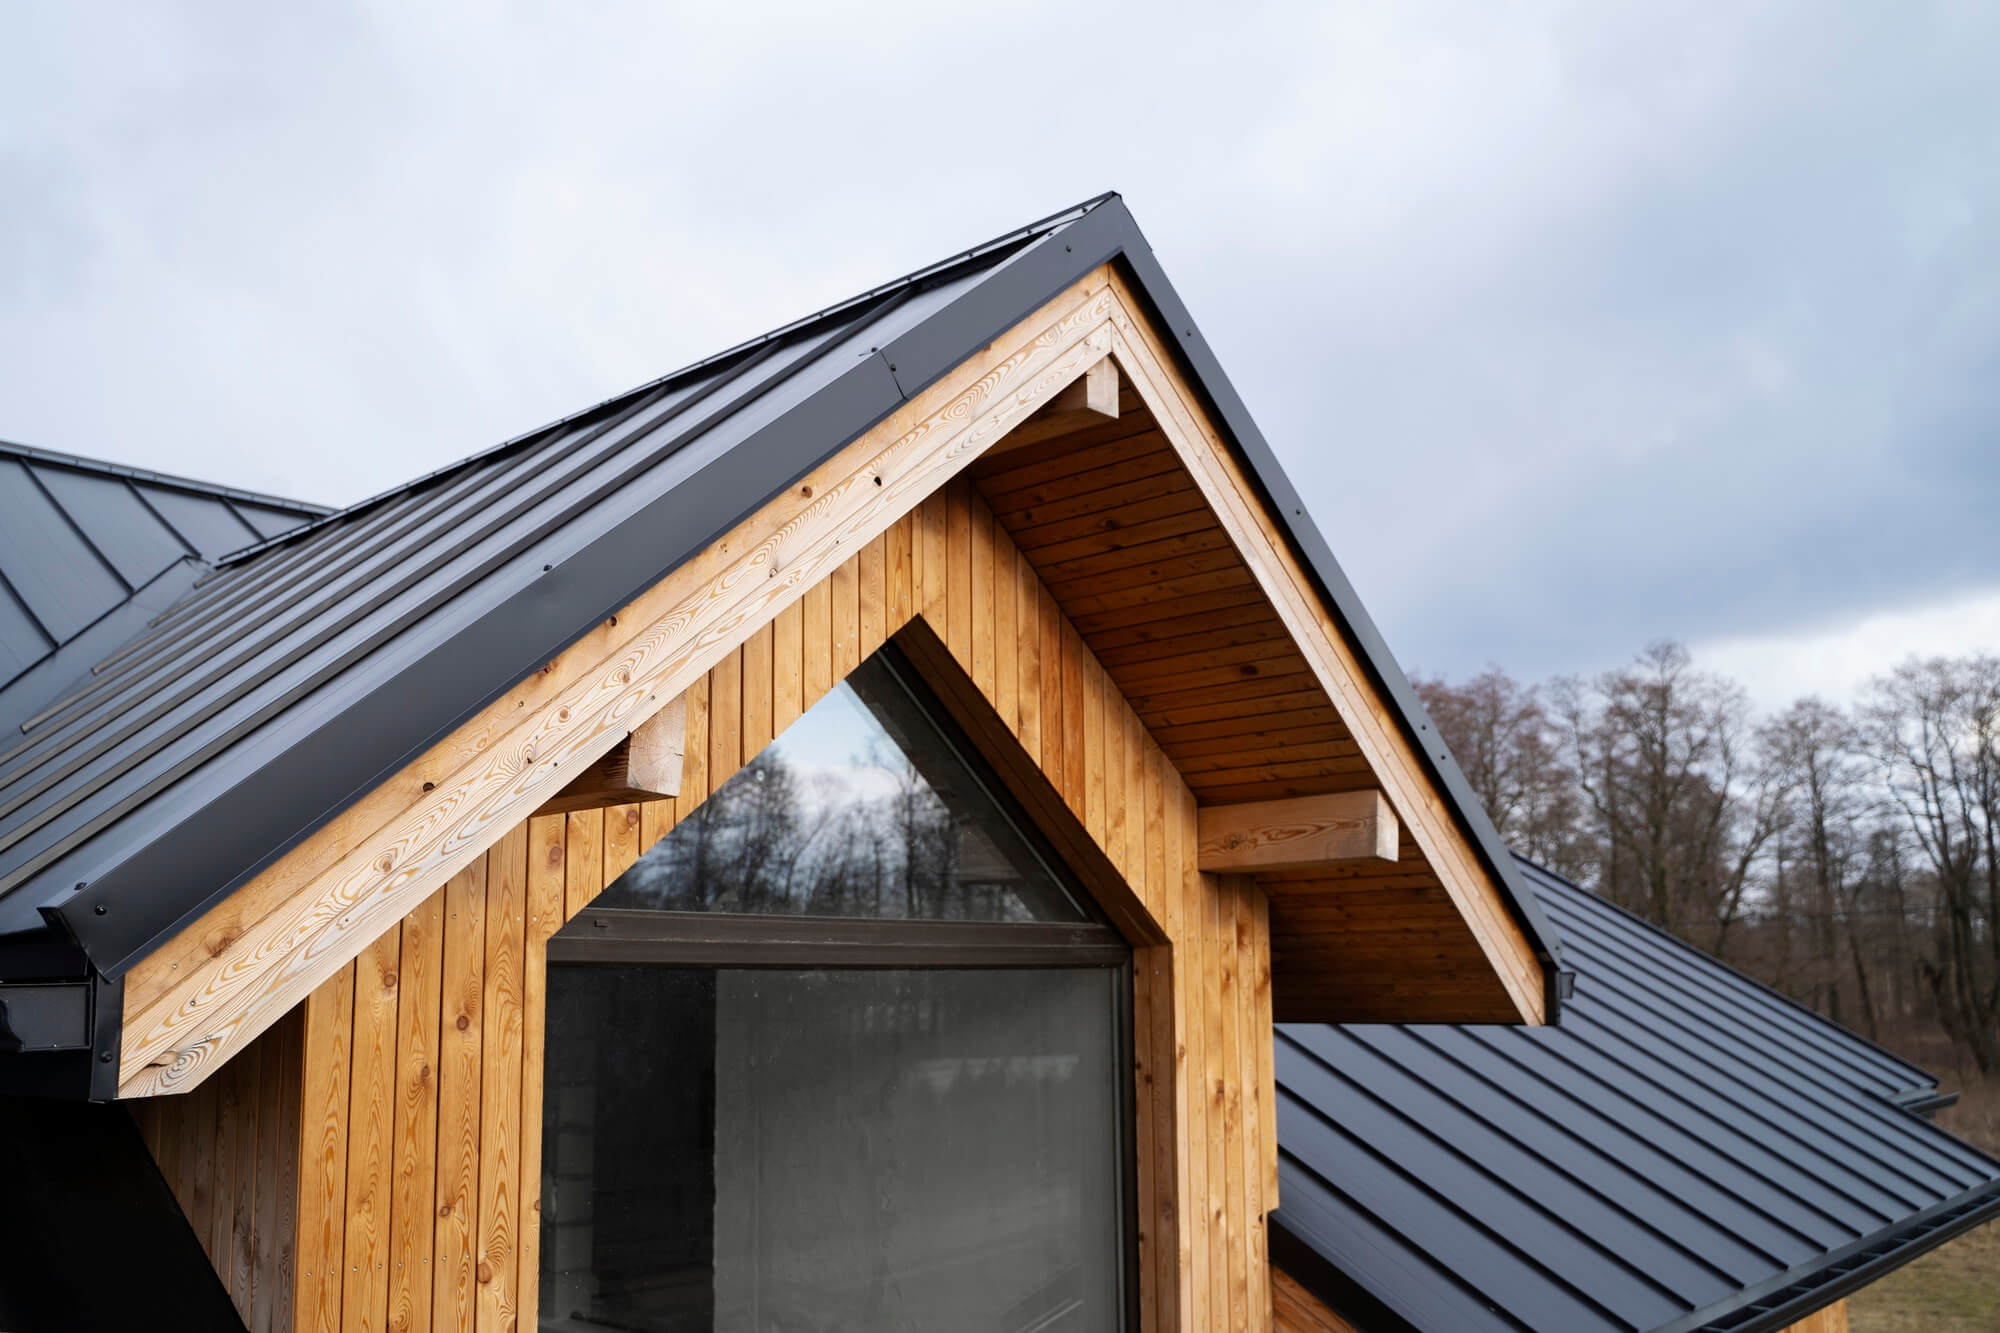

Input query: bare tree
[1413,667,1590,880]
[1762,698,1875,1033]
[1859,656,2000,1072]
[1554,642,1790,955]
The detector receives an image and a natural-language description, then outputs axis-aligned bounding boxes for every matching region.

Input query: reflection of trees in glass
[614,744,1039,921]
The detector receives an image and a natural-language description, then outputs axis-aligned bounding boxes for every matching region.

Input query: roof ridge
[213,191,1122,570]
[0,437,332,517]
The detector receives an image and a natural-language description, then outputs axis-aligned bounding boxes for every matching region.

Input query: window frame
[539,642,1143,1330]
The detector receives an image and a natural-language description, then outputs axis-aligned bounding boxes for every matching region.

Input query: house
[1268,857,2000,1333]
[0,195,1985,1331]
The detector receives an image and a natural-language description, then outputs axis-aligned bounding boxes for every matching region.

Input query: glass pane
[597,651,1084,921]
[541,966,1126,1332]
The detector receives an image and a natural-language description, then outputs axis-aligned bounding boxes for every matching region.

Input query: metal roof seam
[1354,1025,1772,1284]
[1551,1016,1943,1217]
[1279,1029,1672,1318]
[1487,1027,1864,1241]
[1540,893,1929,1103]
[1331,1026,1744,1302]
[18,465,134,597]
[1533,862,1937,1091]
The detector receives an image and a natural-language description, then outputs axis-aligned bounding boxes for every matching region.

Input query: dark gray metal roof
[0,196,1562,1028]
[1273,857,2000,1333]
[0,438,326,736]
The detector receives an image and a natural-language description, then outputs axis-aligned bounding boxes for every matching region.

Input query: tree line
[1414,644,2000,1073]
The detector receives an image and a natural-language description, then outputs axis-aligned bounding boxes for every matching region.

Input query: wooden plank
[1016,545,1041,766]
[297,964,354,1333]
[741,621,773,759]
[1177,786,1208,1333]
[273,1011,303,1333]
[1132,941,1158,1333]
[121,269,1124,1093]
[1253,884,1277,1210]
[771,600,804,737]
[517,814,566,1330]
[918,491,947,629]
[969,488,995,699]
[387,888,444,1333]
[562,810,602,921]
[342,926,401,1332]
[802,577,833,712]
[212,1055,237,1275]
[680,674,710,809]
[831,551,860,683]
[859,530,887,659]
[1084,653,1107,843]
[432,862,486,1333]
[945,478,972,672]
[992,520,1016,729]
[1039,585,1063,794]
[602,802,642,886]
[1197,792,1398,873]
[1145,749,1183,1330]
[231,1044,261,1316]
[1060,619,1086,817]
[886,512,914,633]
[252,1033,287,1333]
[708,652,742,797]
[475,827,527,1333]
[1225,880,1254,1333]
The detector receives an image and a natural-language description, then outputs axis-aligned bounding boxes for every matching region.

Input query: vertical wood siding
[132,1008,303,1332]
[142,491,1278,1332]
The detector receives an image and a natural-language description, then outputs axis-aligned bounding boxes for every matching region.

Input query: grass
[1848,1073,2000,1332]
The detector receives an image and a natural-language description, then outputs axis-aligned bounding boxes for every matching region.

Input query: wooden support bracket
[535,693,686,815]
[1050,354,1120,419]
[1197,790,1398,873]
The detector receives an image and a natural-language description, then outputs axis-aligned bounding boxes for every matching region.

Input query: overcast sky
[4,2,1996,708]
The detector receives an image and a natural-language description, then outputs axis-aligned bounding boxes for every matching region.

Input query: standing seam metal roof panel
[1274,857,2000,1333]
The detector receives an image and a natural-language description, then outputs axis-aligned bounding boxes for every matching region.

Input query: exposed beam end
[534,693,686,815]
[1197,790,1398,874]
[1050,354,1120,420]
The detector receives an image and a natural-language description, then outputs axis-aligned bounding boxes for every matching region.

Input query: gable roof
[1272,857,2000,1333]
[0,195,1560,1026]
[0,439,326,738]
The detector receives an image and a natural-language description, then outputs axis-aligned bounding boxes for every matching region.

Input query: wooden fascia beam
[533,693,685,815]
[1197,791,1397,874]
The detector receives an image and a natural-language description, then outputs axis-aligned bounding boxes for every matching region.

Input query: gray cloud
[3,1,1996,690]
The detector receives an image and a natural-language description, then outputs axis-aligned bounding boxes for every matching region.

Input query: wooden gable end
[119,260,1545,1106]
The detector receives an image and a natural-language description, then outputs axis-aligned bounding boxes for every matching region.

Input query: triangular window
[595,647,1088,923]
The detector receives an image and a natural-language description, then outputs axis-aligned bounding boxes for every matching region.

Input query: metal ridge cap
[0,436,331,516]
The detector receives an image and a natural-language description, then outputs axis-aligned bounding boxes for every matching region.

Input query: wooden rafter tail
[1196,791,1397,874]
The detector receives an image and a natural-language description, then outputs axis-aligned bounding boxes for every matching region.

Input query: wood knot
[456,1014,471,1031]
[477,1262,492,1285]
[377,853,397,873]
[206,930,237,958]
[799,484,813,498]
[438,1203,451,1218]
[381,970,398,990]
[1238,663,1260,677]
[421,781,435,793]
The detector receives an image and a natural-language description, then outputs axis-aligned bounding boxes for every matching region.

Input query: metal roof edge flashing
[1664,1181,2000,1333]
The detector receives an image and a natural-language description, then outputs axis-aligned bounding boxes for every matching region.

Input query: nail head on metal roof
[94,905,106,915]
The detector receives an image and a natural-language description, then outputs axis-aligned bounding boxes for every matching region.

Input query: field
[1848,1072,2000,1332]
